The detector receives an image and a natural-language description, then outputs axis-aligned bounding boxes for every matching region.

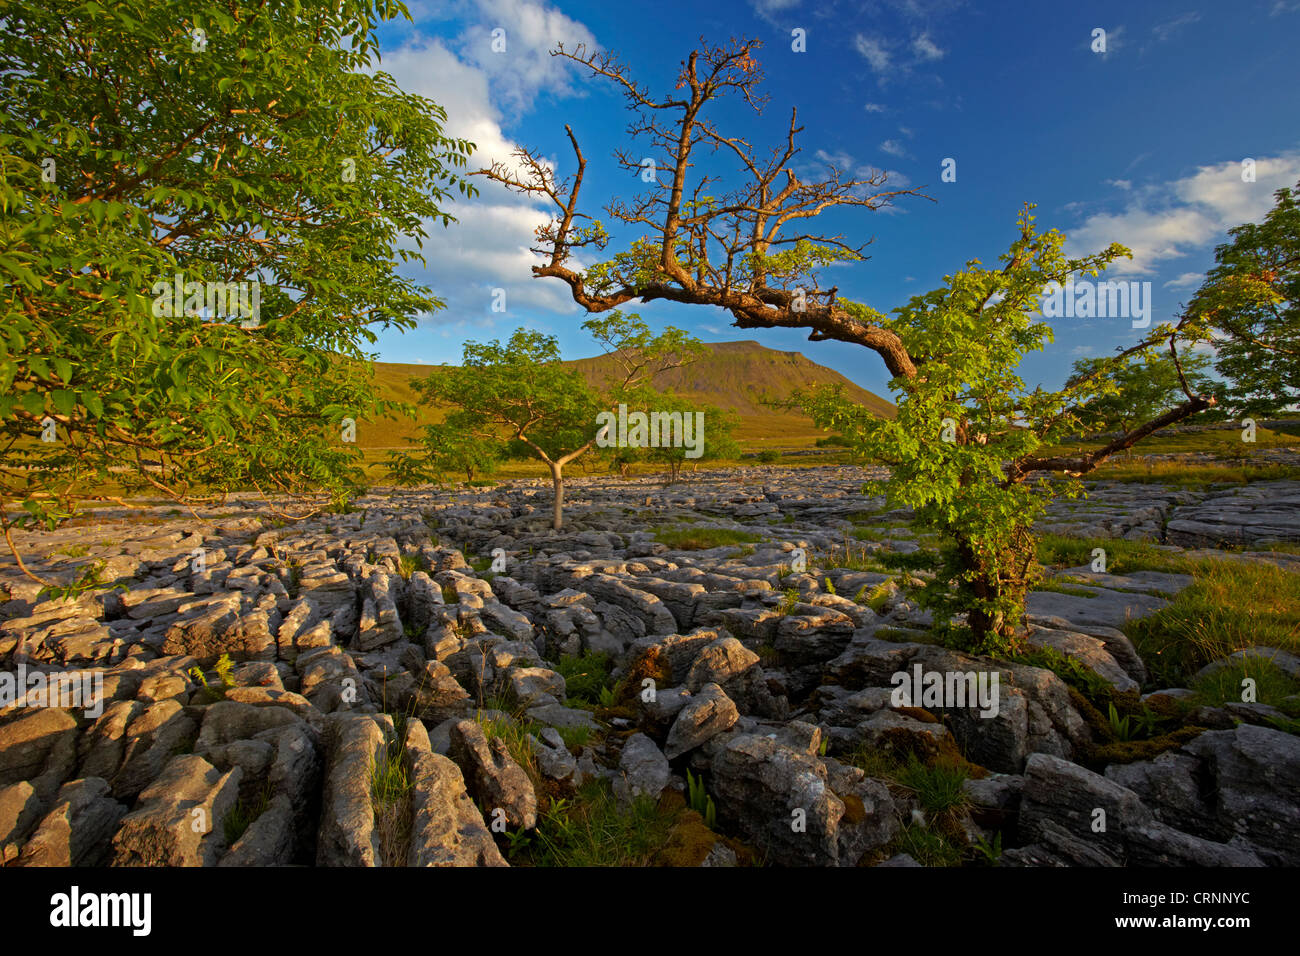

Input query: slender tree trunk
[550,461,564,530]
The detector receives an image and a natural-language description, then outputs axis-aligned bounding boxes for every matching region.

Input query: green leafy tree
[1184,181,1300,416]
[648,403,740,480]
[386,423,504,486]
[596,396,740,481]
[400,315,702,530]
[486,38,1216,651]
[1065,349,1218,435]
[0,0,474,581]
[797,209,1216,648]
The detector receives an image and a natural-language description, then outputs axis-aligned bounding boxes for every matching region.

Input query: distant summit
[366,340,894,449]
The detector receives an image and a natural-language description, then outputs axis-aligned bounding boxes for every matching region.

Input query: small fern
[1107,702,1134,741]
[972,831,1003,865]
[214,653,236,687]
[686,769,717,830]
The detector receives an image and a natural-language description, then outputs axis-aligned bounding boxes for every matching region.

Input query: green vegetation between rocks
[1122,558,1300,688]
[652,525,763,550]
[369,745,413,868]
[552,651,615,709]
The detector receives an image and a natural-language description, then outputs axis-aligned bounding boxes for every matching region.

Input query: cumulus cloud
[459,0,597,114]
[371,2,598,322]
[880,139,909,158]
[1066,152,1300,275]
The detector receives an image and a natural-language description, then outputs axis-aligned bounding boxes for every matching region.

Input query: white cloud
[814,148,858,170]
[880,139,908,158]
[371,2,601,323]
[378,39,515,170]
[1163,272,1203,290]
[912,32,945,61]
[410,203,580,316]
[459,0,598,113]
[1067,152,1300,275]
[854,34,893,73]
[863,102,888,113]
[749,0,802,20]
[1106,178,1132,191]
[1152,12,1200,43]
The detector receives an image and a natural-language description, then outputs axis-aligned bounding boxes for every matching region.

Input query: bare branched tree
[474,37,1214,488]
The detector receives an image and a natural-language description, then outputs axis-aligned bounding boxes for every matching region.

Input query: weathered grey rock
[774,607,857,667]
[505,666,565,709]
[161,605,276,662]
[1180,724,1300,866]
[664,683,739,760]
[112,754,242,867]
[357,571,403,651]
[194,700,304,767]
[297,645,369,712]
[447,719,536,830]
[710,732,897,866]
[19,777,127,866]
[0,707,79,787]
[315,714,384,867]
[527,728,577,784]
[1165,481,1300,547]
[219,793,295,866]
[1105,751,1212,837]
[1015,753,1262,867]
[961,774,1024,813]
[626,628,721,687]
[856,708,951,759]
[615,733,670,802]
[0,780,42,858]
[410,660,472,723]
[111,700,198,799]
[404,720,506,867]
[479,600,534,643]
[637,684,692,739]
[827,639,1090,773]
[526,702,601,731]
[1022,623,1139,693]
[1025,587,1169,633]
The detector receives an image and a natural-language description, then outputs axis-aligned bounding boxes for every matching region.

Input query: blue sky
[367,0,1300,399]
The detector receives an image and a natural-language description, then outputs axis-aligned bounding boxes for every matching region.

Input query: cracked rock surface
[1,467,1297,866]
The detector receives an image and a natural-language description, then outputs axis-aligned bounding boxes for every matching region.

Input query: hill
[361,339,894,451]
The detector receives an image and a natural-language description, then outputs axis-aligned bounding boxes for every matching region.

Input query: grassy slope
[358,339,895,451]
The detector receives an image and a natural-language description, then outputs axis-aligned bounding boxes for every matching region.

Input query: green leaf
[51,389,76,416]
[21,392,46,416]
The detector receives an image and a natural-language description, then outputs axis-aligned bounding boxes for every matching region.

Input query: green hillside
[360,339,894,451]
